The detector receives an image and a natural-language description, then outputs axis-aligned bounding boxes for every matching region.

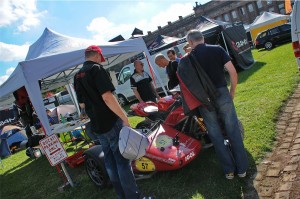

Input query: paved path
[247,84,300,199]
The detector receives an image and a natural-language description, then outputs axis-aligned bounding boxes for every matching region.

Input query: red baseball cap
[85,45,105,62]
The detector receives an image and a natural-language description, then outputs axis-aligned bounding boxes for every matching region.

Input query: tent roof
[25,28,100,61]
[196,16,232,37]
[249,11,290,30]
[147,35,179,50]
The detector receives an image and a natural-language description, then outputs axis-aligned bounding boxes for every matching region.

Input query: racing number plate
[135,157,156,172]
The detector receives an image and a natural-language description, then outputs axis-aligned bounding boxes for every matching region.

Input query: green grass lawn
[1,43,299,199]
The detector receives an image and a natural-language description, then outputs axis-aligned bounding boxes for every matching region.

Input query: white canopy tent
[0,28,162,136]
[248,11,290,41]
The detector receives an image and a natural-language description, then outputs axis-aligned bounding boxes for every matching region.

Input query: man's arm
[224,61,238,99]
[132,88,144,103]
[102,91,130,126]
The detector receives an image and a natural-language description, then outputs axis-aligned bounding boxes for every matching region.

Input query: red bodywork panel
[163,106,186,127]
[132,124,201,172]
[157,96,175,111]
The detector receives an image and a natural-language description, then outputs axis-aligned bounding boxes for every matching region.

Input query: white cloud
[87,2,193,42]
[0,0,47,32]
[0,42,29,62]
[87,17,134,43]
[147,3,194,31]
[0,67,15,85]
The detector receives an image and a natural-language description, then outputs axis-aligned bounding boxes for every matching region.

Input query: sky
[0,0,210,85]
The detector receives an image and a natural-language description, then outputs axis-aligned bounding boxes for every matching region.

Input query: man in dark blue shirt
[180,30,248,180]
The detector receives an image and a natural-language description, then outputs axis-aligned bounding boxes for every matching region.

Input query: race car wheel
[85,154,109,189]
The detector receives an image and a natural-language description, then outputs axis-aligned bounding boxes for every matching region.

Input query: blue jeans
[198,87,248,174]
[95,119,140,199]
[85,122,98,141]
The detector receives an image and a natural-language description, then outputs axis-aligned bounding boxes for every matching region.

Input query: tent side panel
[223,24,255,70]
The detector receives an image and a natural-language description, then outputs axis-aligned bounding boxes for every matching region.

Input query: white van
[291,0,300,70]
[115,44,186,106]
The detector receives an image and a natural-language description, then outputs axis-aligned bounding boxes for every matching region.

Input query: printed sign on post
[39,134,68,166]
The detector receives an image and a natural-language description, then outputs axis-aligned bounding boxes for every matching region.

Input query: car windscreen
[258,32,267,38]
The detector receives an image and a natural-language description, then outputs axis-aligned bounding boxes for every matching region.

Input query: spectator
[183,43,192,54]
[177,29,248,180]
[155,54,179,90]
[167,49,181,62]
[13,87,34,138]
[74,45,142,199]
[130,60,160,103]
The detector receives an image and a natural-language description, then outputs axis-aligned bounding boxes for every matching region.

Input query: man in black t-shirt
[130,60,159,103]
[74,45,141,199]
[155,54,179,90]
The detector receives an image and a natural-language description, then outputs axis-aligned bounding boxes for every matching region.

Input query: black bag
[188,52,219,104]
[27,134,45,148]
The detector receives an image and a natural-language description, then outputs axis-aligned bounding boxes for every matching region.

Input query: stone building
[143,0,291,46]
[193,0,288,24]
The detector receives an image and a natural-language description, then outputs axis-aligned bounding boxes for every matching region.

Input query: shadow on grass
[137,148,258,199]
[0,153,102,199]
[237,61,266,84]
[2,156,33,176]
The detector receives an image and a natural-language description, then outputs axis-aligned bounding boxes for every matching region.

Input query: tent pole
[221,31,229,55]
[62,71,81,114]
[60,162,75,187]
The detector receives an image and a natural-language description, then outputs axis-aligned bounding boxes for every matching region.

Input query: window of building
[269,7,274,12]
[257,0,262,9]
[231,10,237,19]
[224,13,230,21]
[280,9,285,14]
[216,16,222,21]
[267,0,272,5]
[278,3,284,9]
[239,7,245,15]
[247,3,254,12]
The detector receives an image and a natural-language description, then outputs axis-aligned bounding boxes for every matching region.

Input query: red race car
[84,94,208,188]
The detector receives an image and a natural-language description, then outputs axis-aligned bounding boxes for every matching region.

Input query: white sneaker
[202,143,213,149]
[225,172,234,180]
[238,172,246,178]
